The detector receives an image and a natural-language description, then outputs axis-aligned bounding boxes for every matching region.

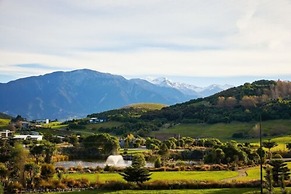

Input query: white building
[0,130,13,139]
[14,134,43,141]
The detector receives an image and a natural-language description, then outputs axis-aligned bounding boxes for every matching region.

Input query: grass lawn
[62,170,239,183]
[153,122,256,141]
[119,148,151,154]
[48,187,291,194]
[234,167,261,181]
[152,120,291,142]
[0,118,10,128]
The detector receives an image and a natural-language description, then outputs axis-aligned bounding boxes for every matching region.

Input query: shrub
[6,181,23,194]
[154,157,162,168]
[62,177,76,188]
[77,178,90,187]
[100,181,131,190]
[40,164,55,180]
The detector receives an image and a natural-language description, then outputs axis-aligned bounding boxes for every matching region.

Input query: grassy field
[152,120,291,142]
[124,103,166,110]
[48,187,291,194]
[0,118,10,128]
[62,171,239,183]
[85,121,123,131]
[119,148,151,154]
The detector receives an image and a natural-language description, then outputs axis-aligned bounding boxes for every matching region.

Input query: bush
[77,178,90,187]
[40,164,55,180]
[6,181,23,194]
[100,181,131,190]
[154,157,162,168]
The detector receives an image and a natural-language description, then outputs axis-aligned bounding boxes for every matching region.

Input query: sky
[0,0,291,87]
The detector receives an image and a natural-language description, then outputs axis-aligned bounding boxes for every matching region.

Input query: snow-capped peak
[148,77,234,97]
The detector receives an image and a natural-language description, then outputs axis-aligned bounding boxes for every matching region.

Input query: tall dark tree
[264,165,273,193]
[120,153,151,186]
[268,159,290,185]
[43,142,56,164]
[120,166,151,186]
[24,162,39,189]
[30,144,45,164]
[263,140,278,159]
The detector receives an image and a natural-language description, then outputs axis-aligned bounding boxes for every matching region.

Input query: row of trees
[0,139,57,193]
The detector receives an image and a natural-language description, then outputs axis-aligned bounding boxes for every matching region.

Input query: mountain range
[149,77,233,97]
[0,69,232,120]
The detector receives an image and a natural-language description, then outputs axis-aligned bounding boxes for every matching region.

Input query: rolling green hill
[152,119,291,141]
[17,81,291,141]
[141,80,291,124]
[84,80,291,139]
[0,112,11,129]
[88,103,166,122]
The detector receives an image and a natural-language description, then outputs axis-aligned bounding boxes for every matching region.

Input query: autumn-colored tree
[240,95,258,109]
[225,96,237,109]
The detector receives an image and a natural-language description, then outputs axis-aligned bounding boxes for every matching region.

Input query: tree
[68,135,79,146]
[0,139,13,163]
[11,143,29,186]
[264,164,273,194]
[40,164,55,181]
[83,133,120,158]
[215,148,225,164]
[286,143,291,151]
[24,162,39,189]
[268,159,290,186]
[263,140,278,159]
[120,152,151,186]
[132,154,146,168]
[43,142,56,164]
[154,156,162,168]
[158,143,170,166]
[0,163,8,184]
[30,144,45,164]
[120,166,151,186]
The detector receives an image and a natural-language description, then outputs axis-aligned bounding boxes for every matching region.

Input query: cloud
[0,0,290,83]
[13,63,58,69]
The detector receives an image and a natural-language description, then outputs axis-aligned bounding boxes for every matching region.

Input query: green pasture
[119,148,150,154]
[153,122,253,141]
[42,121,68,129]
[0,118,10,128]
[85,121,123,131]
[152,120,291,141]
[48,187,291,194]
[124,103,166,110]
[62,170,239,183]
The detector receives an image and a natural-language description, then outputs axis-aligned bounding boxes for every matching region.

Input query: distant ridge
[0,69,195,120]
[148,77,233,97]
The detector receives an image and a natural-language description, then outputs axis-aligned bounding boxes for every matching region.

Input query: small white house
[14,134,43,141]
[89,118,105,123]
[0,130,13,139]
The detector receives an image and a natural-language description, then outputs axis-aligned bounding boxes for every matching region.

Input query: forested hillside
[140,80,291,124]
[82,80,291,137]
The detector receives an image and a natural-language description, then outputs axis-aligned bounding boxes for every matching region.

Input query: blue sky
[0,0,290,86]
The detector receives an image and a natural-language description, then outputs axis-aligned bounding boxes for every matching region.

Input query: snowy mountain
[149,77,233,97]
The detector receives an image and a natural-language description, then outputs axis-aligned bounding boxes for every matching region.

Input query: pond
[55,155,154,169]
